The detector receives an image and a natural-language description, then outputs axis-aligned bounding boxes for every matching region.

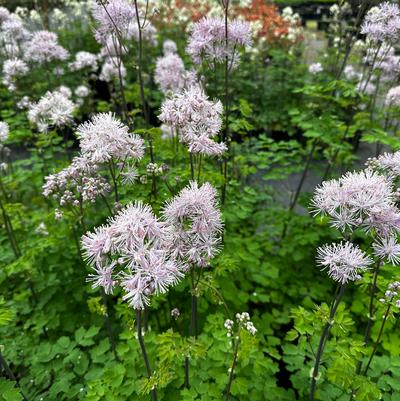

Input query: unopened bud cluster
[224,312,257,337]
[146,162,168,176]
[379,282,400,308]
[171,308,180,319]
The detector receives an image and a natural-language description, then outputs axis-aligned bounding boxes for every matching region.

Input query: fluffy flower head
[76,112,145,163]
[317,242,372,284]
[24,30,69,64]
[28,89,75,132]
[186,17,252,68]
[162,181,223,267]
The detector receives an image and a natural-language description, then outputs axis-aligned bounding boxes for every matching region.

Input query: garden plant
[1,0,400,400]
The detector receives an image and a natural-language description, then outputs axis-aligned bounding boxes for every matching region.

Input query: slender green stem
[281,139,318,240]
[225,336,240,401]
[185,268,199,388]
[100,289,120,362]
[321,125,350,182]
[108,160,119,203]
[136,310,158,401]
[364,261,382,347]
[335,0,370,80]
[309,285,345,401]
[221,0,230,206]
[189,153,195,181]
[363,303,392,375]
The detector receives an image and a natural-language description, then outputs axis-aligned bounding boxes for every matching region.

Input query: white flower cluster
[379,282,400,308]
[0,121,9,143]
[159,85,227,157]
[28,89,75,132]
[68,51,98,72]
[309,62,323,75]
[1,58,28,91]
[146,162,167,176]
[224,312,257,337]
[23,30,69,64]
[282,7,303,43]
[317,242,372,284]
[171,308,180,319]
[0,8,30,59]
[99,57,126,82]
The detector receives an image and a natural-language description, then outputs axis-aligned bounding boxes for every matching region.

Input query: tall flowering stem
[224,313,257,401]
[133,0,157,198]
[335,0,371,79]
[225,336,239,401]
[221,0,230,205]
[281,139,318,239]
[363,303,391,375]
[185,267,199,388]
[350,283,400,400]
[162,182,223,388]
[363,261,381,346]
[0,194,20,258]
[136,310,158,401]
[308,240,373,400]
[101,288,119,362]
[309,284,345,401]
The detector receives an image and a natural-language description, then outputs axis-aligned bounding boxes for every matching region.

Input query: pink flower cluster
[159,86,227,156]
[81,181,223,308]
[186,17,252,69]
[76,112,145,163]
[162,181,223,267]
[317,242,372,284]
[155,53,187,94]
[91,0,135,44]
[361,2,400,44]
[385,86,400,107]
[99,57,126,82]
[23,30,69,64]
[312,169,400,237]
[82,202,186,309]
[313,160,400,266]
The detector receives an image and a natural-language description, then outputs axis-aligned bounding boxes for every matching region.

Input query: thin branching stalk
[108,160,119,203]
[225,335,240,401]
[185,268,199,388]
[101,289,120,361]
[136,310,158,401]
[321,125,350,182]
[281,139,318,240]
[309,285,345,401]
[189,153,195,181]
[335,0,371,80]
[353,260,382,380]
[0,195,20,257]
[133,0,157,199]
[363,302,392,374]
[349,300,393,401]
[197,155,203,183]
[363,261,382,346]
[221,0,230,205]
